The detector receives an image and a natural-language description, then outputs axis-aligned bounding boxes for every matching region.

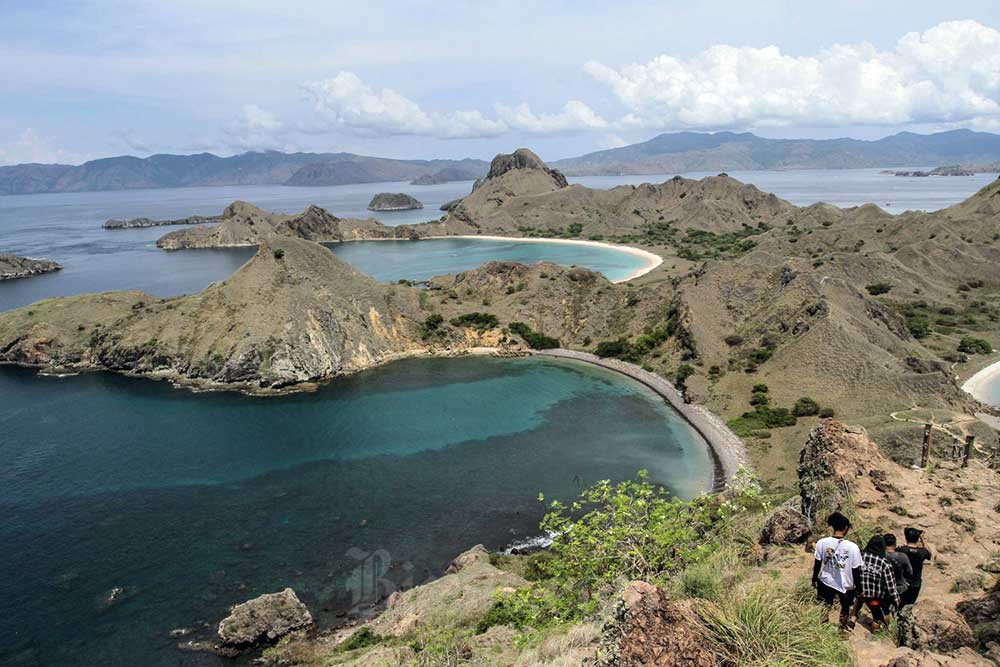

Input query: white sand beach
[961,358,1000,406]
[441,235,664,283]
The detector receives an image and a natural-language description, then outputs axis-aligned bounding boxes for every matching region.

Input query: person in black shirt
[883,533,912,613]
[897,526,932,606]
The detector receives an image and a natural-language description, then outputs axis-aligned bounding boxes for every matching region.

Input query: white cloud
[584,20,1000,130]
[494,101,607,133]
[301,71,604,139]
[223,104,288,151]
[0,128,84,165]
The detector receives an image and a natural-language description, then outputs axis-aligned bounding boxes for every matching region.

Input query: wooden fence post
[962,435,974,468]
[920,424,932,468]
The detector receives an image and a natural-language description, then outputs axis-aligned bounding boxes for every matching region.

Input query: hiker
[854,535,900,633]
[897,527,932,606]
[812,511,863,629]
[883,533,912,613]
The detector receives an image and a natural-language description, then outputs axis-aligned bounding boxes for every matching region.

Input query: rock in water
[217,588,313,647]
[368,193,423,211]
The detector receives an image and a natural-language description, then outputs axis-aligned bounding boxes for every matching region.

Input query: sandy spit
[429,235,664,283]
[533,349,750,492]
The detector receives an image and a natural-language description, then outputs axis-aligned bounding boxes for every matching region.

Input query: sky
[1,1,999,165]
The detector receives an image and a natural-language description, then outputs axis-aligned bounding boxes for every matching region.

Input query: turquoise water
[326,238,646,283]
[0,356,713,666]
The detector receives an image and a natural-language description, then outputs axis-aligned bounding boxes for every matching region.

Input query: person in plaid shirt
[853,535,900,632]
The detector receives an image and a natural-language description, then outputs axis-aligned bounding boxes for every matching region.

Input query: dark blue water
[0,357,712,666]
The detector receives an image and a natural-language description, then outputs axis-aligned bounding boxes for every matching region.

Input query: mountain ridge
[6,130,1000,195]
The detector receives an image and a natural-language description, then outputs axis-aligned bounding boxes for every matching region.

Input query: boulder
[595,581,715,666]
[217,588,313,647]
[956,582,1000,645]
[759,497,811,546]
[444,544,490,575]
[898,599,977,653]
[880,646,996,666]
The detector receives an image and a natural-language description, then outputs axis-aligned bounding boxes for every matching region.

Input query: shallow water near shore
[0,356,712,666]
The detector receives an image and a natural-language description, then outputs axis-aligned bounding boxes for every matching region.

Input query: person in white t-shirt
[812,511,864,630]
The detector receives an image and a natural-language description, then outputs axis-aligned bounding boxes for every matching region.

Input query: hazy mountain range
[4,129,1000,195]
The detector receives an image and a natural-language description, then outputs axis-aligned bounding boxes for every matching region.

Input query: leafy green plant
[336,626,382,652]
[866,282,892,295]
[272,248,285,259]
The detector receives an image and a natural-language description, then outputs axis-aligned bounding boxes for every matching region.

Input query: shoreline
[960,356,1000,406]
[534,349,749,491]
[429,234,664,282]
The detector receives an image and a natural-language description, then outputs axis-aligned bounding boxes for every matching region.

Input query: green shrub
[450,312,499,331]
[336,626,382,652]
[675,363,695,388]
[420,313,444,340]
[819,407,835,419]
[724,334,744,347]
[696,582,853,667]
[728,407,797,437]
[958,337,992,355]
[594,338,640,362]
[272,248,285,259]
[751,384,769,394]
[509,322,560,350]
[793,397,820,417]
[866,282,892,295]
[906,314,932,338]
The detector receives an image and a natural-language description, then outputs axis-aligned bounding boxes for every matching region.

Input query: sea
[0,168,993,665]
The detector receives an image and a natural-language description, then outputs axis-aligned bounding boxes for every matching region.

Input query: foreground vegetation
[293,470,854,667]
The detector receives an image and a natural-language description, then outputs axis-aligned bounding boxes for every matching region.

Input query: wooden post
[920,424,932,468]
[962,435,974,468]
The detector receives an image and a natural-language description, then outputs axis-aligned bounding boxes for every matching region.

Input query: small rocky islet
[366,192,423,211]
[0,253,62,280]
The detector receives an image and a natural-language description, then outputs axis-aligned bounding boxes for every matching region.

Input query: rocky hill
[0,254,62,280]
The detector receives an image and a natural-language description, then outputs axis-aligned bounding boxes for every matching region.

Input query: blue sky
[1,1,999,164]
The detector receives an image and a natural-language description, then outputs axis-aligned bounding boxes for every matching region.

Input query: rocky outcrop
[443,544,489,575]
[759,497,810,545]
[217,588,313,647]
[367,193,423,211]
[0,254,62,280]
[103,215,221,229]
[956,582,1000,646]
[596,581,715,667]
[798,421,885,523]
[478,148,568,189]
[898,600,978,654]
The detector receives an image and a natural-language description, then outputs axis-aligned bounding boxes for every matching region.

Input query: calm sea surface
[0,357,712,666]
[0,169,993,665]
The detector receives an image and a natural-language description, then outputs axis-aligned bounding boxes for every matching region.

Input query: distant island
[368,192,423,211]
[0,253,62,280]
[551,128,1000,175]
[884,163,1000,177]
[103,214,222,229]
[410,165,485,185]
[6,129,1000,195]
